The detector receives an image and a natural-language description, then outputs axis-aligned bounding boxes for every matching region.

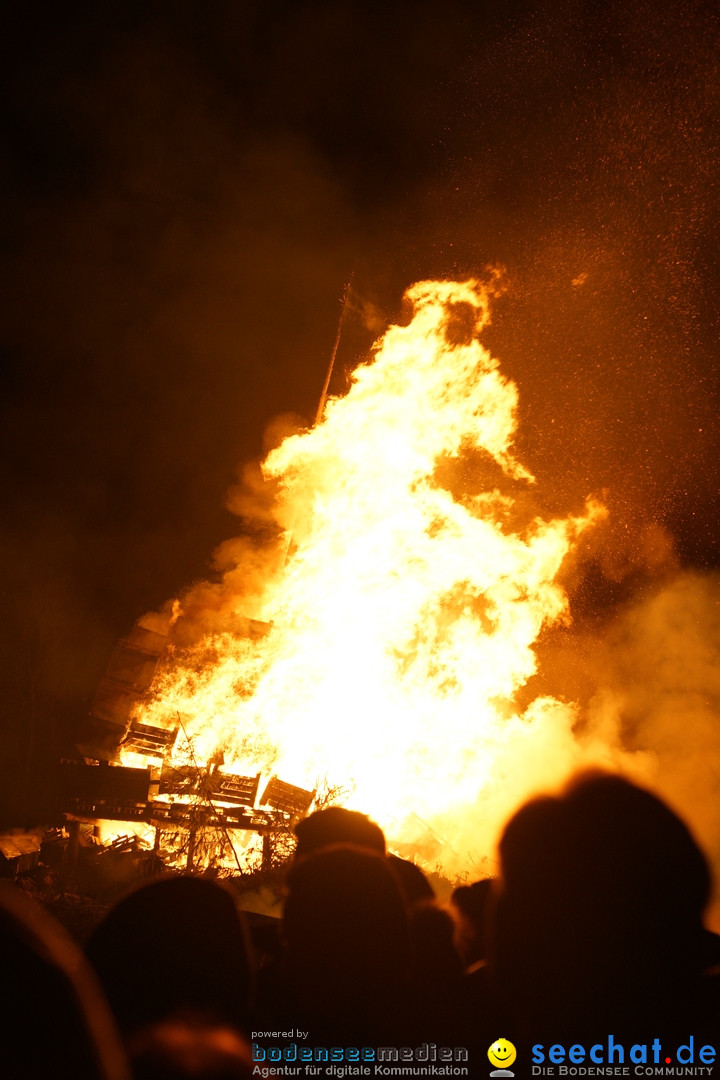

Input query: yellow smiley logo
[488,1038,517,1070]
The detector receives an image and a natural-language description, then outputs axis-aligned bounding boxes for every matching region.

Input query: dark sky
[1,0,719,812]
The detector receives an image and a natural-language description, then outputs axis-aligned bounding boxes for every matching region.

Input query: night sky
[1,0,719,821]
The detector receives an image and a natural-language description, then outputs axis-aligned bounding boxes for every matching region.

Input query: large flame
[127,278,614,871]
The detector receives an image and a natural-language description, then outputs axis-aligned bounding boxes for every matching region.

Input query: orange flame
[128,278,611,871]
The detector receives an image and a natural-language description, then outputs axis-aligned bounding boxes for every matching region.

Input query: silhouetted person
[492,770,719,1039]
[86,876,254,1039]
[387,851,435,906]
[451,878,493,969]
[386,853,461,1033]
[0,882,129,1079]
[256,807,386,1003]
[279,843,413,1043]
[258,807,392,1028]
[446,876,508,1050]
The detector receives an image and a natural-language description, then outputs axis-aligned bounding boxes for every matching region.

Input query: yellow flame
[129,278,610,871]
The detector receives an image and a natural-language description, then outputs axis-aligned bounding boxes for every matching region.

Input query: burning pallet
[57,760,151,821]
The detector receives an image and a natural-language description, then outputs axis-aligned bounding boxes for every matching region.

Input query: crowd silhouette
[2,770,719,1078]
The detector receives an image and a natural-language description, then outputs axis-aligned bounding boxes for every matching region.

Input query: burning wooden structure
[57,756,315,870]
[58,279,610,879]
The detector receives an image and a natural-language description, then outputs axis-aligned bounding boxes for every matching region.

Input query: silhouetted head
[493,770,713,1035]
[0,883,129,1079]
[293,806,386,859]
[387,852,435,906]
[86,875,254,1037]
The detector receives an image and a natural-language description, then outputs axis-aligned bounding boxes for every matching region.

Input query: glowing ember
[125,278,613,871]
